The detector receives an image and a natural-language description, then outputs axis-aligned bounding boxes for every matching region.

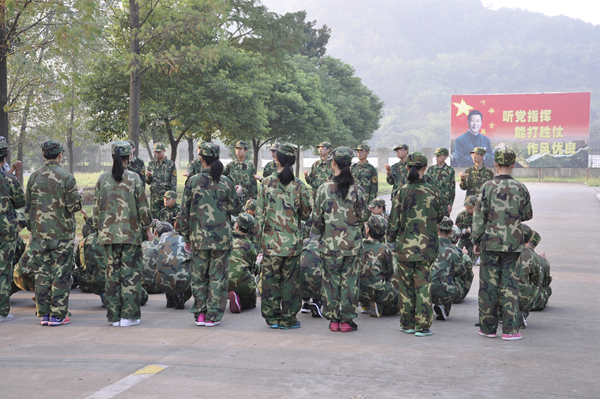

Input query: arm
[355,186,370,223]
[254,181,265,245]
[65,175,83,214]
[369,167,378,204]
[298,182,312,221]
[180,182,191,243]
[249,165,258,199]
[520,184,533,222]
[471,190,488,246]
[448,168,456,206]
[305,163,315,186]
[9,175,26,210]
[459,168,469,191]
[310,186,325,236]
[386,191,402,243]
[135,177,153,234]
[386,164,396,185]
[146,161,154,185]
[170,163,177,191]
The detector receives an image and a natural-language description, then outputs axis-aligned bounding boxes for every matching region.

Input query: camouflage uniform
[158,203,181,226]
[81,216,96,238]
[224,141,258,203]
[155,230,192,300]
[455,208,475,257]
[530,231,552,311]
[0,142,26,317]
[186,158,203,182]
[305,158,333,199]
[142,237,162,294]
[454,198,476,302]
[262,160,277,179]
[459,164,494,197]
[387,152,443,333]
[299,236,322,303]
[228,228,259,311]
[351,146,378,205]
[146,143,177,219]
[518,246,550,320]
[311,147,370,324]
[387,144,409,197]
[25,141,82,321]
[431,227,466,316]
[181,143,242,324]
[93,141,152,323]
[472,149,533,336]
[256,147,312,328]
[424,162,455,217]
[13,245,36,293]
[126,140,146,185]
[76,233,107,295]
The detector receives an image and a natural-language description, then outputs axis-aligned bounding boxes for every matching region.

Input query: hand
[473,244,481,256]
[73,237,79,248]
[11,160,22,174]
[235,185,243,196]
[462,246,469,255]
[540,251,546,259]
[183,172,189,177]
[78,188,84,195]
[256,254,263,265]
[146,229,153,241]
[80,208,87,217]
[146,171,153,177]
[459,171,466,179]
[447,205,452,214]
[303,170,308,177]
[384,165,391,175]
[184,242,192,254]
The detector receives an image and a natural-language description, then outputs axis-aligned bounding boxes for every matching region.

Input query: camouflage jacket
[229,231,259,283]
[472,175,533,252]
[262,160,277,179]
[311,182,370,257]
[300,236,320,270]
[424,164,456,209]
[386,160,408,196]
[459,164,494,197]
[518,247,542,300]
[387,180,444,263]
[455,209,473,240]
[25,161,82,240]
[127,156,146,185]
[158,203,181,226]
[82,216,96,238]
[0,169,26,240]
[93,170,152,245]
[146,158,177,195]
[360,238,394,282]
[13,236,26,266]
[224,159,258,201]
[185,158,203,183]
[78,233,106,278]
[534,252,552,288]
[431,237,466,284]
[155,230,191,292]
[256,172,312,256]
[181,168,241,250]
[305,158,333,196]
[351,161,378,204]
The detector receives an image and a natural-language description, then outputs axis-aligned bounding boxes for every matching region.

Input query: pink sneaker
[194,314,206,326]
[478,330,496,338]
[329,322,340,332]
[228,291,241,313]
[502,333,523,341]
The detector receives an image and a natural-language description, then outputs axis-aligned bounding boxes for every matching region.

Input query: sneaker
[340,321,358,332]
[99,293,106,308]
[415,329,433,337]
[519,313,528,328]
[434,304,448,321]
[478,329,496,338]
[0,314,14,323]
[166,294,175,308]
[195,314,206,326]
[502,333,523,341]
[300,302,311,313]
[360,305,370,314]
[120,319,140,327]
[279,321,301,330]
[174,293,186,310]
[369,302,381,318]
[269,323,279,329]
[309,301,323,318]
[399,327,416,334]
[48,317,71,326]
[329,322,340,332]
[206,320,221,327]
[229,291,241,313]
[112,321,120,327]
[39,315,49,326]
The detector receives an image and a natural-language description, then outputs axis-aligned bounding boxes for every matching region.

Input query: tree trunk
[296,145,301,177]
[66,105,75,175]
[252,138,260,172]
[16,94,32,185]
[128,0,141,150]
[0,6,9,152]
[140,127,153,159]
[187,136,194,164]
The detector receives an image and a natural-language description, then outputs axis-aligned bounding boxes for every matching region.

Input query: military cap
[451,225,462,244]
[278,142,297,157]
[470,147,486,155]
[369,198,386,208]
[439,216,454,231]
[407,151,428,167]
[196,140,206,148]
[199,142,220,158]
[236,212,255,232]
[355,144,370,152]
[153,142,166,152]
[464,195,478,207]
[393,144,409,151]
[367,214,388,236]
[530,231,541,246]
[435,148,449,156]
[111,141,131,156]
[494,148,516,166]
[316,142,332,149]
[155,221,173,236]
[243,199,257,211]
[163,190,177,199]
[522,224,533,243]
[0,141,8,157]
[126,140,136,149]
[235,141,248,149]
[332,147,354,164]
[0,136,5,142]
[270,143,280,151]
[42,140,64,158]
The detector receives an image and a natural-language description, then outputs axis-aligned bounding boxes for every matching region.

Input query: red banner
[450,92,590,168]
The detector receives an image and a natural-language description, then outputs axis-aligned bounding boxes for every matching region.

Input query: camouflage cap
[0,136,5,142]
[438,216,454,231]
[494,148,516,166]
[530,231,541,246]
[369,198,386,208]
[42,140,64,158]
[235,141,248,149]
[355,144,370,152]
[393,144,409,151]
[464,195,478,207]
[407,151,428,167]
[243,199,257,211]
[0,141,8,157]
[470,147,486,155]
[316,142,332,149]
[278,142,297,157]
[435,147,449,156]
[451,225,462,244]
[199,142,220,158]
[522,224,533,243]
[367,214,388,236]
[236,212,255,231]
[111,141,131,156]
[332,147,354,164]
[197,140,206,148]
[163,190,177,199]
[270,143,280,151]
[153,142,166,152]
[126,140,136,149]
[155,221,173,236]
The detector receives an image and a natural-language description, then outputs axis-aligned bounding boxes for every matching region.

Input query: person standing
[304,141,333,201]
[181,142,241,327]
[312,147,370,333]
[262,143,280,179]
[126,140,146,185]
[146,142,177,219]
[385,144,409,197]
[351,144,378,205]
[424,148,455,217]
[224,141,258,204]
[0,141,26,322]
[459,147,494,197]
[183,141,204,183]
[93,141,153,327]
[387,152,443,337]
[472,148,533,341]
[26,140,82,326]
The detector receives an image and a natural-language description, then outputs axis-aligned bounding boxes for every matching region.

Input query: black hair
[237,223,250,234]
[468,110,483,122]
[112,149,129,181]
[438,229,451,238]
[368,228,384,241]
[201,154,223,183]
[407,165,425,183]
[276,150,296,185]
[333,159,354,199]
[0,154,5,163]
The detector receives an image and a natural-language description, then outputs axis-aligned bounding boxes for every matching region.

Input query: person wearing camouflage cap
[311,146,370,333]
[126,139,146,185]
[158,190,181,227]
[146,142,177,219]
[351,144,378,205]
[459,147,494,197]
[227,213,259,313]
[304,142,334,201]
[262,143,280,179]
[368,198,387,216]
[424,147,455,217]
[453,195,478,302]
[360,215,399,318]
[472,147,532,341]
[387,151,443,337]
[243,198,257,213]
[385,144,409,197]
[529,231,552,311]
[224,141,258,203]
[453,110,494,168]
[183,141,207,183]
[256,142,312,330]
[23,140,82,326]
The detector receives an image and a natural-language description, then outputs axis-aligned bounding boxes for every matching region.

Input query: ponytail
[112,149,128,181]
[201,154,223,183]
[333,159,354,199]
[276,150,296,185]
[407,165,424,183]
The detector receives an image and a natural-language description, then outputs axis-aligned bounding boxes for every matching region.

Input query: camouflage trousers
[29,238,75,319]
[190,249,230,323]
[321,255,360,323]
[12,245,35,292]
[261,255,301,328]
[104,244,143,323]
[299,262,322,302]
[155,260,192,295]
[520,286,551,318]
[228,268,257,310]
[431,277,462,315]
[150,193,166,220]
[0,239,17,317]
[479,250,520,335]
[454,264,474,303]
[532,286,552,311]
[397,258,434,331]
[78,265,106,295]
[359,277,399,315]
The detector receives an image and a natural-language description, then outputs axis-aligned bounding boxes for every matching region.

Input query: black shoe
[433,304,448,321]
[166,294,175,308]
[340,320,358,332]
[174,293,185,309]
[99,293,106,308]
[300,302,311,314]
[310,301,323,318]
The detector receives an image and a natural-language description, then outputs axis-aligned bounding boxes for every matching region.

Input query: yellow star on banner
[452,98,474,117]
[480,100,486,105]
[488,107,495,114]
[489,122,495,129]
[481,129,487,135]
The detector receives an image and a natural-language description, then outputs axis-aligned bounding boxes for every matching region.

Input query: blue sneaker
[415,329,433,337]
[48,317,71,326]
[269,324,279,329]
[279,321,301,330]
[399,327,415,334]
[40,315,50,326]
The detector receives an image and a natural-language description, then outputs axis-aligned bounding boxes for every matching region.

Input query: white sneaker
[0,314,14,322]
[112,321,120,327]
[205,320,220,327]
[360,306,370,314]
[120,318,140,327]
